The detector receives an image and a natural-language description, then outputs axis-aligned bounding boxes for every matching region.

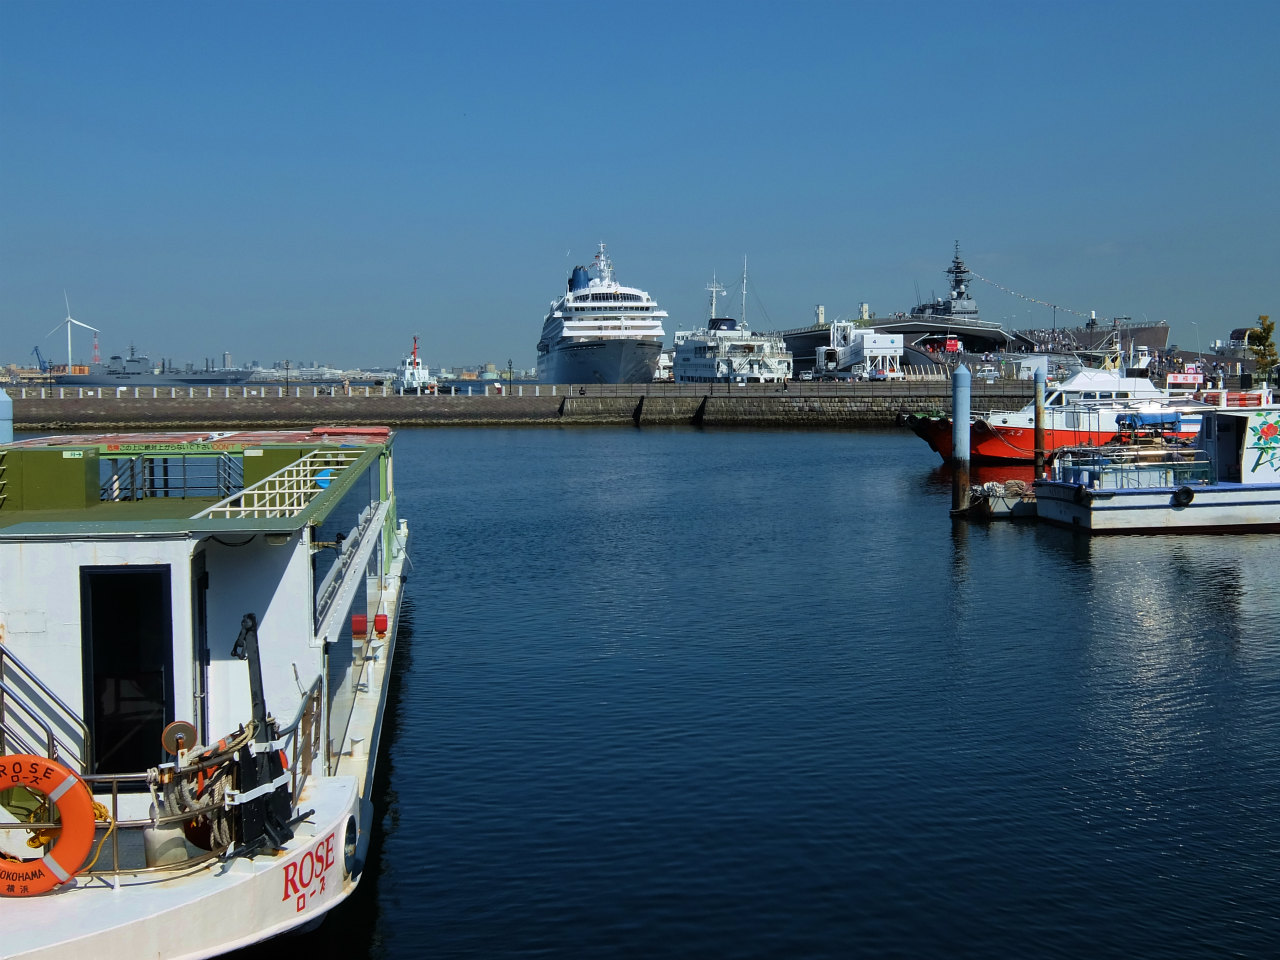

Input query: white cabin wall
[0,537,193,761]
[201,535,319,741]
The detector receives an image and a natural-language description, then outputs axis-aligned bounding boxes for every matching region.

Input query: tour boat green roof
[0,426,394,537]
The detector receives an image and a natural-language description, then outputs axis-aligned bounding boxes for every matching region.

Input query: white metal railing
[195,449,365,519]
[0,645,91,772]
[1052,446,1213,489]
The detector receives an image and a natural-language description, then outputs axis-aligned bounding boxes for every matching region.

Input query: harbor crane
[31,345,50,373]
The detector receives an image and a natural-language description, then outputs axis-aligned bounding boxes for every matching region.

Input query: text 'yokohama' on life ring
[0,755,96,896]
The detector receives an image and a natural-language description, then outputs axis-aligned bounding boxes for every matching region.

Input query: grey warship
[55,346,256,387]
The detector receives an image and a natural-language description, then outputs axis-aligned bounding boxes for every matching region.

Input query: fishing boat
[1033,402,1280,533]
[0,426,410,957]
[398,335,437,394]
[536,243,668,384]
[905,368,1272,463]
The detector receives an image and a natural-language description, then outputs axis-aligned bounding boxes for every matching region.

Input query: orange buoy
[0,755,95,896]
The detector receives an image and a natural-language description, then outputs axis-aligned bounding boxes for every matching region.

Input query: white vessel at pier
[673,269,792,383]
[1,426,409,958]
[536,243,668,384]
[398,335,437,393]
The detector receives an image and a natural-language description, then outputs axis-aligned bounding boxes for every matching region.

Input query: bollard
[951,364,971,512]
[0,387,12,443]
[1033,367,1046,478]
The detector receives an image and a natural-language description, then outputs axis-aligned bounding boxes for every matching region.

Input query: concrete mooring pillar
[0,387,12,443]
[1033,367,1046,478]
[951,365,971,512]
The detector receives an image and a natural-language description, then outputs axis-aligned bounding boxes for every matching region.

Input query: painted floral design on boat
[1248,412,1280,473]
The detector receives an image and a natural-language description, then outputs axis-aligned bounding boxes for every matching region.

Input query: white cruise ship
[536,243,668,384]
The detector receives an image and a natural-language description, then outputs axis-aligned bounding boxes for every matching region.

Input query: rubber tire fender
[1172,485,1194,507]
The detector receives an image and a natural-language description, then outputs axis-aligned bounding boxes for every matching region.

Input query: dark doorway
[80,566,174,775]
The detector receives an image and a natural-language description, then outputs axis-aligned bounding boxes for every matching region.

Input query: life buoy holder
[1172,485,1195,507]
[0,755,96,896]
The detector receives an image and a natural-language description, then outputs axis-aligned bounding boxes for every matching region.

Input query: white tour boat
[0,425,410,958]
[536,243,668,384]
[1033,401,1280,533]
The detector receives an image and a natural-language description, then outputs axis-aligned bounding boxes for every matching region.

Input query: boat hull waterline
[907,416,1201,463]
[536,338,663,385]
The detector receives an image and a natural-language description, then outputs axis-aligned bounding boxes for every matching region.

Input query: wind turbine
[46,292,99,373]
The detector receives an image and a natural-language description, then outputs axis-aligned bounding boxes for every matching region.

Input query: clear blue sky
[3,0,1276,371]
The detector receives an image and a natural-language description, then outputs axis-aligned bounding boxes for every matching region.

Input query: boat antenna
[706,273,726,320]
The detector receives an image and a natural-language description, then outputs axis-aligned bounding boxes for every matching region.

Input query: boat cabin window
[80,566,174,776]
[312,458,383,629]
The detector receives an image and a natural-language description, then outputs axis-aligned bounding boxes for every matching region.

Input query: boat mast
[741,256,748,327]
[706,273,726,320]
[594,242,614,286]
[946,241,970,306]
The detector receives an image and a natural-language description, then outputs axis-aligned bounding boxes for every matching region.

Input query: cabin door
[80,566,174,775]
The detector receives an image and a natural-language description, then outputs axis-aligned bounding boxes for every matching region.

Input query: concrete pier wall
[9,381,1034,430]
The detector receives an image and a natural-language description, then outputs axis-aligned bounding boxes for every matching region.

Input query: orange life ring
[0,755,95,896]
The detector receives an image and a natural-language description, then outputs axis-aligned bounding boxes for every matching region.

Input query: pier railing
[12,378,1033,401]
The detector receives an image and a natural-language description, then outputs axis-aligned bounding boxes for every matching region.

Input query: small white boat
[1033,404,1280,533]
[398,335,438,393]
[1,426,410,957]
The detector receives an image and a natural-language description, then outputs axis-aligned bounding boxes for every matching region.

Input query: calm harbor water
[232,426,1279,960]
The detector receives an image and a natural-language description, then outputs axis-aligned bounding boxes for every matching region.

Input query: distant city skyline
[3,1,1276,370]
